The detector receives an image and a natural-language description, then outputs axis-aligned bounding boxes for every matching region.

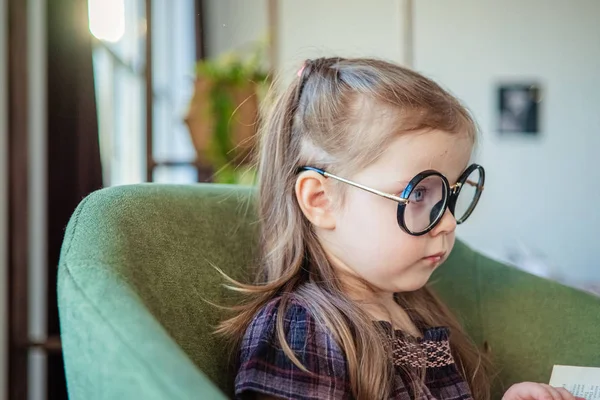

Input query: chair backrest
[59,184,258,397]
[59,184,600,399]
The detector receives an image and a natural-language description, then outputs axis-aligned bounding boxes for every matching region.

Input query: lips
[423,251,446,262]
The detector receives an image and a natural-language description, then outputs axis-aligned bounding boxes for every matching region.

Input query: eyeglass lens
[453,167,483,224]
[402,175,447,234]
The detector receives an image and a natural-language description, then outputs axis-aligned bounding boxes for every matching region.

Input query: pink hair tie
[297,64,306,77]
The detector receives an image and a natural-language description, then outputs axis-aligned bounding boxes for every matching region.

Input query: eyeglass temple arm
[299,167,409,204]
[452,179,484,190]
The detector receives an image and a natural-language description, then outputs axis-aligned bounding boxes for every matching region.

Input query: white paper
[549,365,600,399]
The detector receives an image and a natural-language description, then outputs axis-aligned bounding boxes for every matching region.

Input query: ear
[295,171,337,230]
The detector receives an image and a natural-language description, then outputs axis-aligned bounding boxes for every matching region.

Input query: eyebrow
[394,180,411,193]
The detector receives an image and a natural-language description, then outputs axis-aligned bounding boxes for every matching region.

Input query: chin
[394,272,434,293]
[395,280,429,293]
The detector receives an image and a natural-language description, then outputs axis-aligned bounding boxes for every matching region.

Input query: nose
[429,207,457,237]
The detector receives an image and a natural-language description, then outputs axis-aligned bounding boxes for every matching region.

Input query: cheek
[338,192,395,237]
[336,193,424,263]
[446,232,456,251]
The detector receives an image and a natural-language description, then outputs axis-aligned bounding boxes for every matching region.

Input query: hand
[502,382,585,400]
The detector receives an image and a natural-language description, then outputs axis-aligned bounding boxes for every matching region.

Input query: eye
[411,187,428,203]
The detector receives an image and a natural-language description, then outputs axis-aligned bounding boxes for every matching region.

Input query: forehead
[357,129,473,184]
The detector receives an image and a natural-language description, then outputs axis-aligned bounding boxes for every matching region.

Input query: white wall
[0,0,7,397]
[204,0,409,76]
[204,0,268,58]
[413,0,600,284]
[277,0,407,78]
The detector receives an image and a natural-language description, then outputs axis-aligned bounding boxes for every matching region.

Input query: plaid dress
[235,297,474,400]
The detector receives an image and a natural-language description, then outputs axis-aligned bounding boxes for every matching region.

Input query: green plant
[195,44,269,184]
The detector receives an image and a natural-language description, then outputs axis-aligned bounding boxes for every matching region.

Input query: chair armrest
[475,251,600,395]
[58,259,227,400]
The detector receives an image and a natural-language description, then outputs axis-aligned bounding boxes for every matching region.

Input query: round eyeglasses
[298,164,485,236]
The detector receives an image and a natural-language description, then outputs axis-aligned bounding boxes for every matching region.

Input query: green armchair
[57,184,600,399]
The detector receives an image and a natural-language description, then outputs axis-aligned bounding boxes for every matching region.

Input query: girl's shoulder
[245,295,305,332]
[235,294,351,399]
[241,294,338,355]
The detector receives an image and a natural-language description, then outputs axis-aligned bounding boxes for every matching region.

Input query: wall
[204,0,408,76]
[0,0,7,396]
[413,0,600,284]
[277,0,407,78]
[204,0,268,58]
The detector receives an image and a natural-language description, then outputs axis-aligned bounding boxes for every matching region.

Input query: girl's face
[320,129,473,297]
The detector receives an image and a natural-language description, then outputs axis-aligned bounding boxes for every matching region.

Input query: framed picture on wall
[497,83,541,135]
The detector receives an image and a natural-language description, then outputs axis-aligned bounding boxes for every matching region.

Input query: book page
[549,365,600,400]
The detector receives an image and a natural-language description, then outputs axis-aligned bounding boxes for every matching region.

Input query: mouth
[422,251,447,264]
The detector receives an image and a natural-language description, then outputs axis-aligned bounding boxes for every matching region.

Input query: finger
[554,388,574,400]
[542,385,571,400]
[555,387,582,400]
[516,384,556,400]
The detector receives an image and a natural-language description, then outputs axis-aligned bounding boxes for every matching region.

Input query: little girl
[218,57,581,400]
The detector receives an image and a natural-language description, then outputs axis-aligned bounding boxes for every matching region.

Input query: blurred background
[1,0,599,398]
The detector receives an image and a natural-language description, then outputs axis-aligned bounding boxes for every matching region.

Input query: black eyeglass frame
[298,164,485,236]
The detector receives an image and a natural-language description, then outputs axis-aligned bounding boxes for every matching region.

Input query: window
[151,0,198,183]
[90,0,198,186]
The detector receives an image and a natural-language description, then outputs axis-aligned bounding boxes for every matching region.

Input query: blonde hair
[217,57,491,399]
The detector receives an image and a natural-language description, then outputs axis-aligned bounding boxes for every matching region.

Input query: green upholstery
[58,184,600,399]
